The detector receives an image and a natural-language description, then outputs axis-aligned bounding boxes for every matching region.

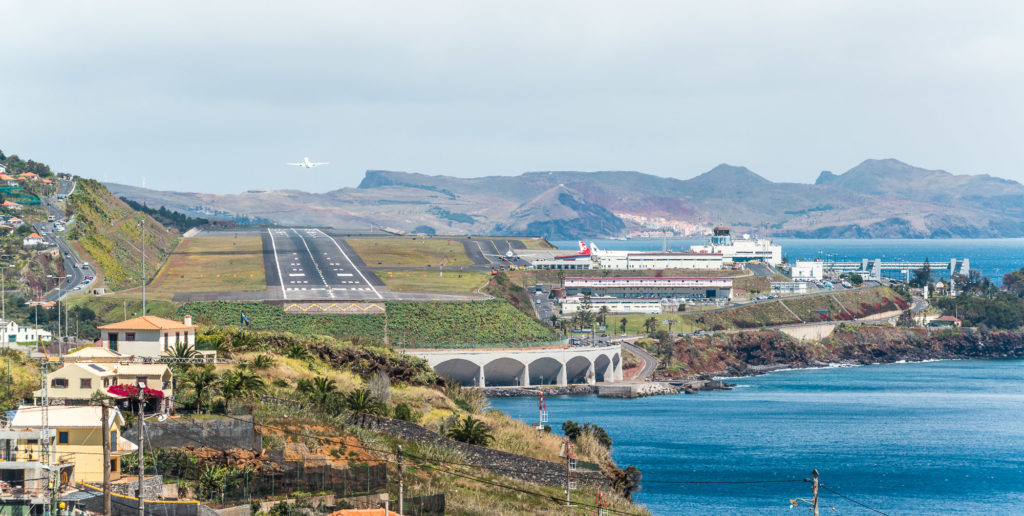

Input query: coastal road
[39,178,90,302]
[621,341,658,380]
[264,227,384,300]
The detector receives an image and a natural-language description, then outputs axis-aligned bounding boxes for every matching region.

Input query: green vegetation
[373,269,487,293]
[618,287,909,333]
[67,178,177,290]
[179,299,558,348]
[346,236,473,267]
[119,197,210,231]
[157,328,644,514]
[148,235,266,297]
[428,206,477,224]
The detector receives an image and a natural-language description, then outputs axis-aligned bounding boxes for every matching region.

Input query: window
[103,378,111,388]
[108,332,118,351]
[164,333,169,351]
[58,431,69,444]
[80,378,92,389]
[175,332,180,345]
[136,376,148,387]
[110,431,117,452]
[51,378,68,389]
[125,332,136,342]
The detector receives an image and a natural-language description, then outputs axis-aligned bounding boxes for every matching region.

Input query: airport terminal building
[563,276,733,301]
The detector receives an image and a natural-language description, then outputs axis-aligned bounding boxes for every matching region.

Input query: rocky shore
[482,384,598,398]
[482,379,735,399]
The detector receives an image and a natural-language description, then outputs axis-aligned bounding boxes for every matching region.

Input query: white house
[22,232,44,247]
[96,315,198,357]
[0,319,52,343]
[792,260,824,281]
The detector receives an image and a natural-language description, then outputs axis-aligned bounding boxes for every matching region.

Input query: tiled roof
[97,315,193,330]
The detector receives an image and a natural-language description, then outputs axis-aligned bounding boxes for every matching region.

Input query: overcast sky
[1,1,1022,193]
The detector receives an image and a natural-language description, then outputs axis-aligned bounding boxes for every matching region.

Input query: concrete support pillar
[602,357,615,384]
[585,361,596,385]
[614,355,623,382]
[557,362,567,386]
[477,366,485,388]
[520,362,530,387]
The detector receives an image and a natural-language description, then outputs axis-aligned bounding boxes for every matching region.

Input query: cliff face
[654,327,1024,379]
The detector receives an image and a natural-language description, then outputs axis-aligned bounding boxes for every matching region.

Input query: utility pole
[811,469,819,516]
[102,402,112,516]
[141,220,146,316]
[397,445,404,516]
[137,385,145,516]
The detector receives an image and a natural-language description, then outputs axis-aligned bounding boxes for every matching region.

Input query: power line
[819,485,891,516]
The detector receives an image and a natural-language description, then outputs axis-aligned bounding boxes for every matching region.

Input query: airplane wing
[309,162,329,167]
[286,162,305,167]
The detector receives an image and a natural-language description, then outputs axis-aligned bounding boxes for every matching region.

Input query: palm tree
[221,368,266,406]
[298,376,336,407]
[252,354,275,370]
[179,364,220,414]
[548,314,558,327]
[345,388,386,425]
[168,342,198,360]
[643,317,657,334]
[619,317,628,334]
[597,306,610,328]
[445,415,493,446]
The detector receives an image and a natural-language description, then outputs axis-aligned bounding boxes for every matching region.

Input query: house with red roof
[22,232,44,247]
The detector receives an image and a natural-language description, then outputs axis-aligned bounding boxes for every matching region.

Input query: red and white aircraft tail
[578,241,591,255]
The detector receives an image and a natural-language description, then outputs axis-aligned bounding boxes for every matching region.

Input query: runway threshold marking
[314,228,382,299]
[267,228,288,300]
[290,228,335,299]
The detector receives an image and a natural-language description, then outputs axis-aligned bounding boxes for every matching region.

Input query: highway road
[37,178,91,302]
[621,340,658,380]
[264,227,384,300]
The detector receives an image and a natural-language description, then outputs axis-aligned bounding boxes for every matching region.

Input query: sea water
[488,360,1024,515]
[551,238,1024,283]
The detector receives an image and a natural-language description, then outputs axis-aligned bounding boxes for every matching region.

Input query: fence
[402,493,446,516]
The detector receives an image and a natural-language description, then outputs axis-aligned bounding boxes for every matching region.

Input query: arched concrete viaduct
[410,344,623,387]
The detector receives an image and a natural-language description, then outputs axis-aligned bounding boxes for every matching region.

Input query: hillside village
[2,148,1024,516]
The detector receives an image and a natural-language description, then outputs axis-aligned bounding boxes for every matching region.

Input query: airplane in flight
[286,157,329,168]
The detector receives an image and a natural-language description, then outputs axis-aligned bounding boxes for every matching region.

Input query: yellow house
[10,406,136,483]
[33,361,174,413]
[97,315,197,357]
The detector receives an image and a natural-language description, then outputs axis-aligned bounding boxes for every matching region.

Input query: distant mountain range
[106,159,1024,239]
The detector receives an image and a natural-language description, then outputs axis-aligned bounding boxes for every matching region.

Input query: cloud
[1,1,1023,193]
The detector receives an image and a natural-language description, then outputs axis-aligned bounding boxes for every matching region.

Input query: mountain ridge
[107,158,1024,239]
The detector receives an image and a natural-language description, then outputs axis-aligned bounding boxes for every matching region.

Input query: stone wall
[110,474,164,500]
[140,415,262,451]
[358,415,609,489]
[484,384,598,397]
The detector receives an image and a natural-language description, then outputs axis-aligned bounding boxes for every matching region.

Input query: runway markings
[291,228,335,299]
[313,228,382,299]
[267,228,288,300]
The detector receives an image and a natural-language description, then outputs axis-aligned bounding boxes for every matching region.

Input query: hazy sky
[1,1,1022,193]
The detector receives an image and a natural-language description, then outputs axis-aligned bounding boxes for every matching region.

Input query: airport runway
[264,227,384,300]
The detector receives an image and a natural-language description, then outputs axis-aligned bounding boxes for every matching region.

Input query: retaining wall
[358,415,609,489]
[141,415,262,451]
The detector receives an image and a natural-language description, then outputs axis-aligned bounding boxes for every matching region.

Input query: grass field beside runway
[373,269,488,293]
[346,236,474,267]
[147,235,266,297]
